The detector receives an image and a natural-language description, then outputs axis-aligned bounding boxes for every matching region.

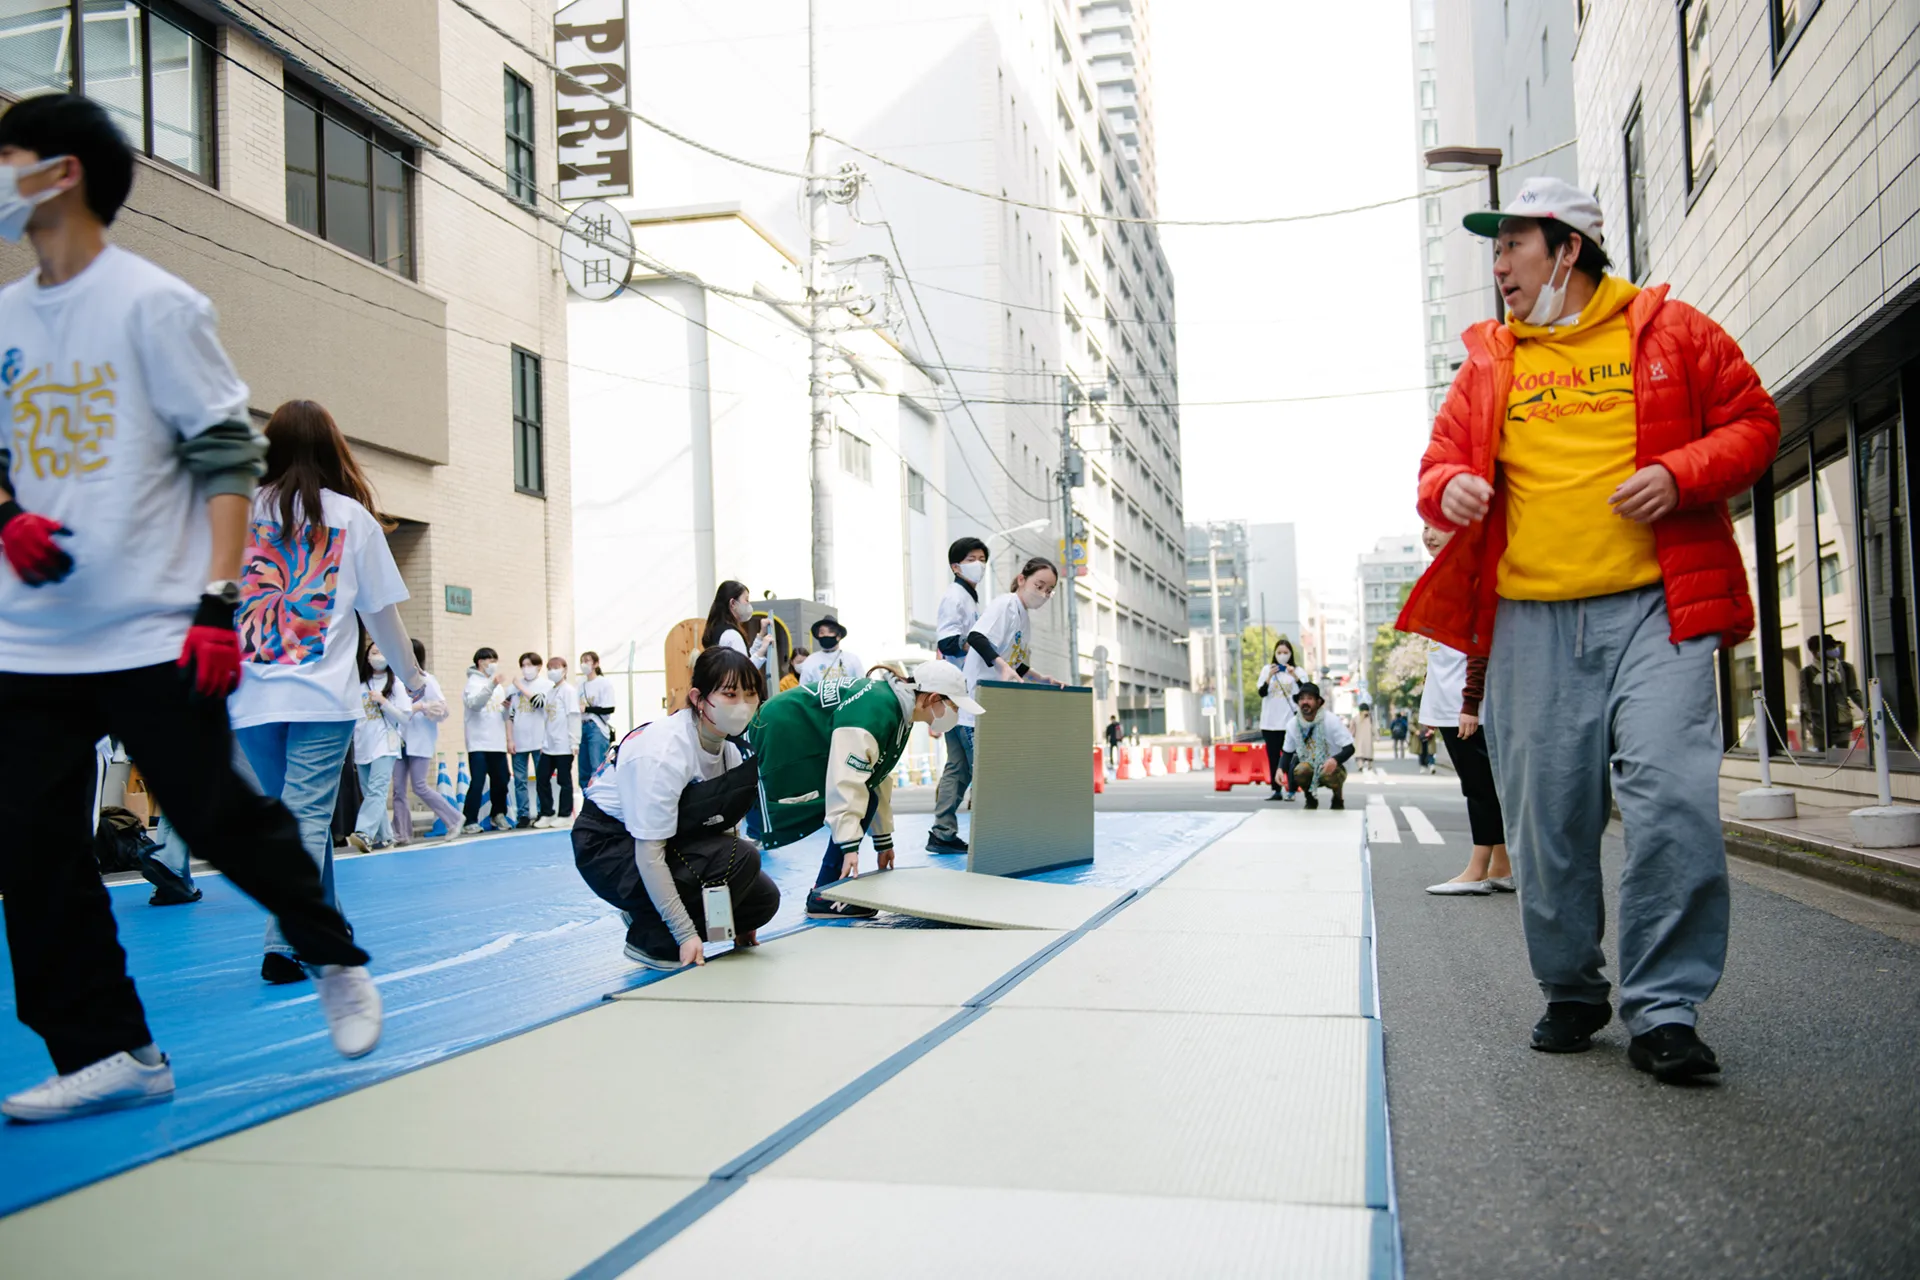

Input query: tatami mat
[995,931,1368,1017]
[1211,810,1367,841]
[1104,887,1367,937]
[611,926,1064,1007]
[820,866,1124,930]
[188,1000,950,1181]
[769,1008,1375,1207]
[1157,845,1365,894]
[0,1155,699,1280]
[628,1178,1384,1279]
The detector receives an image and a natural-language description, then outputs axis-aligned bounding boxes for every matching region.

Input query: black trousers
[572,802,780,960]
[538,752,574,817]
[1260,730,1294,791]
[464,749,510,823]
[1440,726,1506,846]
[0,664,366,1074]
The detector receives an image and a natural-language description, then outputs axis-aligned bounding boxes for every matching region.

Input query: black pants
[538,752,574,818]
[464,749,510,823]
[0,664,366,1074]
[1439,726,1506,846]
[572,801,780,960]
[1260,730,1294,792]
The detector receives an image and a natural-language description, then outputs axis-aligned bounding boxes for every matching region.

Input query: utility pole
[805,0,834,606]
[1058,377,1085,687]
[1207,529,1226,742]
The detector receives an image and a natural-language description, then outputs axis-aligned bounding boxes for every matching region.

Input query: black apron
[573,752,761,908]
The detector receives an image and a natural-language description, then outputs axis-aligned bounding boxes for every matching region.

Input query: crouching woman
[572,647,780,969]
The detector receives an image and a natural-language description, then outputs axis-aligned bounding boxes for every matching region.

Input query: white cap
[910,661,985,716]
[1462,176,1605,247]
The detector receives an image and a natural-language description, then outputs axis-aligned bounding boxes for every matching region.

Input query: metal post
[806,0,835,606]
[1060,378,1080,687]
[1486,162,1504,322]
[1871,677,1894,808]
[625,639,636,731]
[1207,532,1225,741]
[1753,692,1774,789]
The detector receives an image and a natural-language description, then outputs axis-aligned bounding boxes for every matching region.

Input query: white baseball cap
[1463,176,1605,247]
[910,661,985,716]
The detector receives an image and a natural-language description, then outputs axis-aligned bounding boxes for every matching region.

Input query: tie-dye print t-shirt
[228,487,409,729]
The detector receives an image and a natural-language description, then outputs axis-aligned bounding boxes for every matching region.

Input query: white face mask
[579,661,594,676]
[1019,585,1051,611]
[0,157,68,243]
[731,598,752,623]
[1522,247,1575,325]
[522,664,540,680]
[929,702,960,735]
[480,662,496,677]
[703,698,755,737]
[957,561,987,585]
[548,667,565,681]
[369,655,387,672]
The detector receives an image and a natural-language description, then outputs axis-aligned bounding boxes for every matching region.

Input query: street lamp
[1424,144,1505,322]
[986,517,1048,545]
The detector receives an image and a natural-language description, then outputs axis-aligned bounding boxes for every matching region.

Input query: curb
[1720,827,1920,910]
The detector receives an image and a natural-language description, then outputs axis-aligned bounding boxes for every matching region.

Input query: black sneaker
[807,896,879,920]
[1530,1000,1612,1053]
[1303,791,1319,810]
[1628,1023,1721,1083]
[926,833,969,855]
[134,844,199,905]
[261,953,308,985]
[1266,788,1286,802]
[1330,793,1345,810]
[147,885,202,907]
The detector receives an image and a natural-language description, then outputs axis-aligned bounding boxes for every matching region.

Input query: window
[1771,0,1819,67]
[1541,29,1550,81]
[1774,489,1795,524]
[285,81,412,276]
[1821,552,1845,598]
[504,68,535,206]
[1424,198,1441,226]
[1622,99,1649,282]
[511,348,543,496]
[1680,1,1716,194]
[1777,555,1796,601]
[1428,313,1446,343]
[1418,77,1435,108]
[1421,118,1439,147]
[0,1,214,181]
[906,467,926,513]
[837,427,871,483]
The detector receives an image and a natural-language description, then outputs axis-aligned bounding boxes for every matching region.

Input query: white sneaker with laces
[1,1050,175,1123]
[316,965,383,1058]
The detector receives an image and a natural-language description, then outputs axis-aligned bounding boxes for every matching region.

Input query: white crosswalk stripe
[1401,805,1445,845]
[1366,794,1400,844]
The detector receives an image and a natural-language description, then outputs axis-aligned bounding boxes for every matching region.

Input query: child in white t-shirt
[535,654,582,826]
[391,637,465,843]
[506,651,551,827]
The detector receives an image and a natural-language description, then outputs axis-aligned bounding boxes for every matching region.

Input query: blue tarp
[0,810,1240,1216]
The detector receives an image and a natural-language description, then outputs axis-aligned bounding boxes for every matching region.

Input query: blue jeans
[148,738,265,891]
[579,720,611,790]
[511,750,539,821]
[930,725,974,842]
[355,757,395,843]
[237,719,356,958]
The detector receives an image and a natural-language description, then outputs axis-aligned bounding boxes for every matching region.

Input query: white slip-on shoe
[1426,879,1495,896]
[2,1050,174,1123]
[1487,876,1516,892]
[316,965,383,1058]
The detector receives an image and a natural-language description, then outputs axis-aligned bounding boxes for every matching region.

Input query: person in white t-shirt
[461,646,512,832]
[577,649,617,788]
[349,642,411,850]
[962,556,1061,700]
[228,399,427,985]
[506,652,550,828]
[701,579,768,663]
[1282,682,1356,810]
[535,654,582,826]
[575,646,780,969]
[390,637,464,844]
[1256,636,1303,802]
[928,535,988,854]
[798,615,863,687]
[0,96,380,1123]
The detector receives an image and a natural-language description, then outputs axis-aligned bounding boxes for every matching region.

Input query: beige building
[0,0,572,752]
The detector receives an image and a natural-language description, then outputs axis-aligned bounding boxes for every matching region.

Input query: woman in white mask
[701,579,769,663]
[1257,636,1303,801]
[574,647,780,970]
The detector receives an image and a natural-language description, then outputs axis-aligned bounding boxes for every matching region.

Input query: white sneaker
[316,965,383,1058]
[1426,879,1495,896]
[532,816,552,829]
[1,1050,174,1123]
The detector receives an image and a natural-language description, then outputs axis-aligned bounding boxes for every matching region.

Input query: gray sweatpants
[1483,584,1729,1036]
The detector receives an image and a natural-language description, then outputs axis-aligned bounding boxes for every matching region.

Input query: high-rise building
[1185,521,1249,736]
[1358,534,1428,650]
[1079,0,1158,209]
[1245,523,1302,648]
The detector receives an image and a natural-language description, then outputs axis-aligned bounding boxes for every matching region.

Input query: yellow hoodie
[1496,273,1656,601]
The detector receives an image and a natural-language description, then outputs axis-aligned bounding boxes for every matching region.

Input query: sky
[1154,0,1433,604]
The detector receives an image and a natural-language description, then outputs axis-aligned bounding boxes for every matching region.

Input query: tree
[1366,582,1417,706]
[1239,625,1284,728]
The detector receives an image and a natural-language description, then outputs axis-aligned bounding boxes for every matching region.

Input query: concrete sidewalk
[1716,774,1920,908]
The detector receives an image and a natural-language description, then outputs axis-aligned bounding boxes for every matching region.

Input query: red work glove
[0,499,75,585]
[178,593,241,698]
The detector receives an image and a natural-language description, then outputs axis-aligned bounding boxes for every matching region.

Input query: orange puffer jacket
[1396,283,1780,657]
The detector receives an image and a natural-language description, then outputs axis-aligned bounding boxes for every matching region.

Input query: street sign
[554,0,632,200]
[560,200,634,300]
[1057,537,1089,576]
[444,585,473,615]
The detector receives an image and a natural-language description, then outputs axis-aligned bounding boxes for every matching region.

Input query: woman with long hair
[962,556,1061,696]
[349,639,410,850]
[701,580,769,662]
[228,400,428,986]
[1256,635,1303,801]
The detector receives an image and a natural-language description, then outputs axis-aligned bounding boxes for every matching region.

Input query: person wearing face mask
[797,616,863,687]
[462,647,514,833]
[506,651,549,829]
[573,647,779,970]
[534,655,581,828]
[348,641,412,852]
[928,535,990,854]
[702,580,770,664]
[391,638,464,845]
[1257,636,1303,802]
[963,557,1061,703]
[577,651,618,788]
[1400,176,1778,1083]
[753,660,983,919]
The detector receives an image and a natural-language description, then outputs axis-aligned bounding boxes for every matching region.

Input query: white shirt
[798,647,863,687]
[584,709,740,841]
[1257,662,1301,732]
[228,489,410,729]
[544,677,582,755]
[0,246,251,673]
[935,579,982,668]
[508,674,552,753]
[1283,709,1356,758]
[462,668,511,752]
[353,675,411,764]
[401,673,451,758]
[715,628,749,656]
[581,674,618,736]
[1420,644,1469,728]
[961,592,1031,727]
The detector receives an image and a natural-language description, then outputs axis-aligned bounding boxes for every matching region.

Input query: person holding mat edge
[572,646,779,970]
[963,557,1061,695]
[753,661,983,919]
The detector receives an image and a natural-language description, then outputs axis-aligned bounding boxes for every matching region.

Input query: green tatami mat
[1105,887,1367,937]
[193,1000,950,1180]
[0,1155,699,1280]
[820,866,1124,930]
[995,932,1370,1017]
[629,1178,1383,1278]
[1211,809,1367,842]
[769,1008,1374,1206]
[1157,846,1366,894]
[612,926,1065,1006]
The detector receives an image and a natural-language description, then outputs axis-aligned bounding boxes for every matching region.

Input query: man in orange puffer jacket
[1396,178,1778,1084]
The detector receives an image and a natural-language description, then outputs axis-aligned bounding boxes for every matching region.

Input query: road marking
[1401,805,1444,845]
[1366,793,1400,844]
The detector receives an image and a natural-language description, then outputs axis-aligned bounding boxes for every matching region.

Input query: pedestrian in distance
[577,650,617,787]
[1104,714,1123,778]
[1353,701,1376,774]
[0,96,381,1121]
[461,647,513,833]
[1415,723,1437,773]
[1282,683,1355,809]
[348,640,410,852]
[390,638,464,845]
[702,579,769,663]
[1399,176,1779,1082]
[534,653,580,827]
[1257,635,1303,801]
[798,615,863,687]
[928,534,988,854]
[1389,709,1410,758]
[506,651,548,828]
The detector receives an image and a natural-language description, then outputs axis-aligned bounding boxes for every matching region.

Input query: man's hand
[178,594,241,698]
[1458,712,1479,739]
[837,842,861,881]
[1440,473,1494,525]
[876,842,896,872]
[679,936,705,967]
[1610,464,1679,523]
[1320,759,1339,779]
[0,501,74,585]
